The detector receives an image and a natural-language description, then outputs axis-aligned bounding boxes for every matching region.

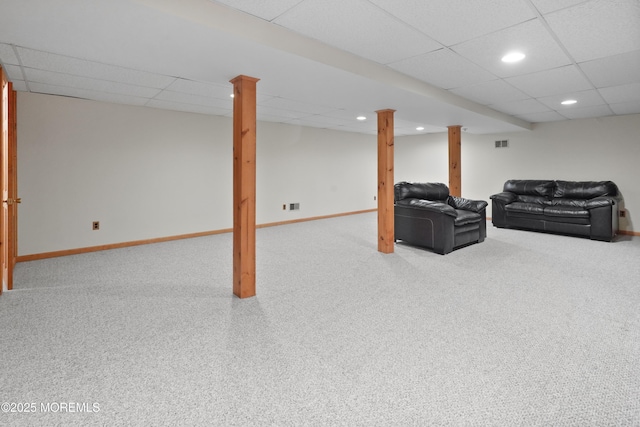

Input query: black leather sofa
[394,182,488,254]
[490,180,621,241]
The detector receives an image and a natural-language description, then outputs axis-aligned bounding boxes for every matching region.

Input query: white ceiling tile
[165,78,276,104]
[453,19,572,78]
[165,78,235,99]
[389,49,496,89]
[393,119,446,134]
[579,49,640,89]
[599,83,640,104]
[273,0,441,64]
[530,0,590,14]
[296,115,354,127]
[15,47,176,89]
[609,101,640,115]
[450,80,530,105]
[145,99,232,116]
[544,0,640,62]
[516,110,567,123]
[3,0,636,133]
[0,43,19,65]
[490,98,550,115]
[259,97,336,115]
[24,68,162,98]
[505,65,592,98]
[2,64,23,82]
[536,89,606,110]
[559,104,614,119]
[166,78,280,104]
[257,105,312,120]
[307,116,376,131]
[319,109,375,121]
[211,0,304,21]
[369,0,536,46]
[153,90,233,109]
[28,83,149,106]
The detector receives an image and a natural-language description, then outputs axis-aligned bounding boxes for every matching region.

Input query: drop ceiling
[1,0,639,135]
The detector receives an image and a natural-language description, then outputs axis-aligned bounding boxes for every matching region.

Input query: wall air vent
[495,139,509,148]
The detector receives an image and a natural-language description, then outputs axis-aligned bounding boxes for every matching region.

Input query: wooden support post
[448,125,462,197]
[230,75,259,299]
[377,109,395,254]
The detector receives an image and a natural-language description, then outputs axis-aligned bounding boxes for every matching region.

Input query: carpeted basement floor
[1,212,639,426]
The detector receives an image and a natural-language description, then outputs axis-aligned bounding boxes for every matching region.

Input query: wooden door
[1,67,18,293]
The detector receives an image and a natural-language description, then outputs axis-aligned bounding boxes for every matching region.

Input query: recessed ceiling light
[501,52,525,63]
[416,126,425,131]
[561,99,577,105]
[356,116,367,121]
[230,94,234,98]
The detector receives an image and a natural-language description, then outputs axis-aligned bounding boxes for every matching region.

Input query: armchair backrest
[394,182,450,202]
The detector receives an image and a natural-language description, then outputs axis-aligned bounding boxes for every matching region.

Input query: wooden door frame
[1,67,18,294]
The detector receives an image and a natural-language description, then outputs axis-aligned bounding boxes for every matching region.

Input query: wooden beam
[377,109,395,254]
[448,125,462,197]
[230,75,259,299]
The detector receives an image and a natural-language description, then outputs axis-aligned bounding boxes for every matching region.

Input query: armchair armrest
[396,198,457,217]
[490,192,517,204]
[448,196,488,213]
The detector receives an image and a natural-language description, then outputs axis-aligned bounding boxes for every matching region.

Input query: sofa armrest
[585,196,617,210]
[448,196,488,213]
[396,198,457,217]
[490,192,516,204]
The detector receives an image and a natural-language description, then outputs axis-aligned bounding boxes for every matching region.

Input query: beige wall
[17,92,639,256]
[17,92,376,255]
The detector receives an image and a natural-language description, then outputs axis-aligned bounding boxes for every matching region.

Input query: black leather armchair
[394,182,488,254]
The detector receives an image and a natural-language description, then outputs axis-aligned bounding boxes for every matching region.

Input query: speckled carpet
[1,212,639,426]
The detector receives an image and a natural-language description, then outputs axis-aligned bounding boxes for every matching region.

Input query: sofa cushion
[505,202,544,215]
[503,180,555,197]
[454,210,482,226]
[516,195,548,204]
[545,198,587,208]
[395,182,449,202]
[543,206,589,218]
[553,180,618,199]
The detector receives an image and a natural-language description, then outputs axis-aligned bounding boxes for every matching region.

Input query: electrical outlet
[620,210,626,218]
[282,204,286,210]
[92,221,100,230]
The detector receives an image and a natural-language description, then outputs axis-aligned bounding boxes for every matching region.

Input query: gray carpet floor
[1,212,639,426]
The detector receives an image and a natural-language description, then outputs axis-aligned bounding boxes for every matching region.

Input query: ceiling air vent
[495,139,509,148]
